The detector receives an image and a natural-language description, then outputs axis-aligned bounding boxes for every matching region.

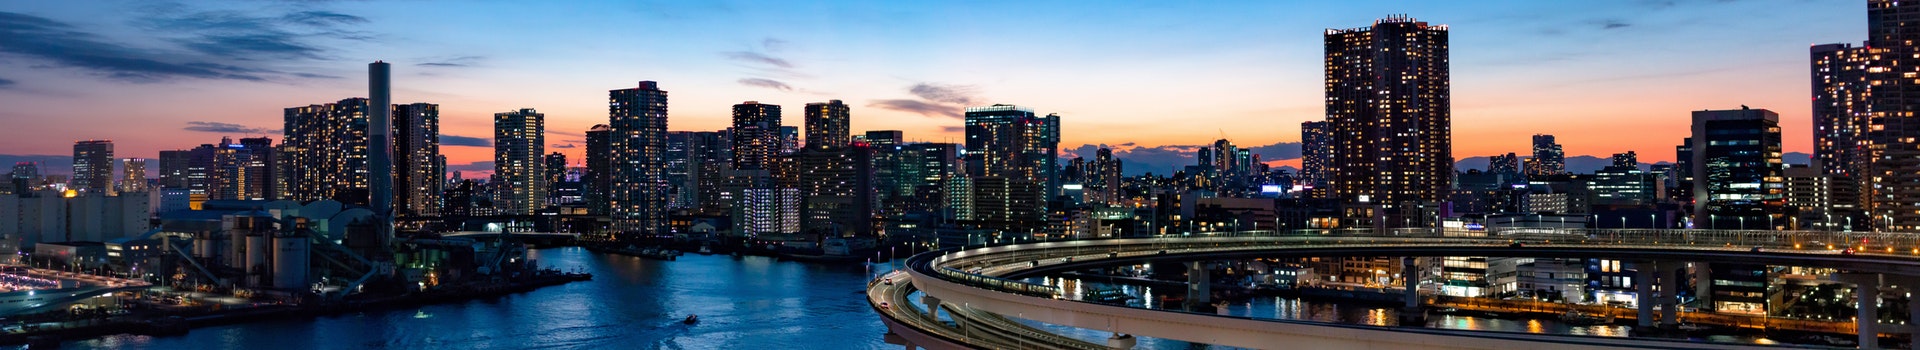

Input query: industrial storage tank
[246,232,269,284]
[272,233,310,289]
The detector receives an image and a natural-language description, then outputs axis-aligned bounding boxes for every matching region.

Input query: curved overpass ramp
[883,230,1918,349]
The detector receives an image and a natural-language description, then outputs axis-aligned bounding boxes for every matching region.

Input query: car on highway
[879,302,891,309]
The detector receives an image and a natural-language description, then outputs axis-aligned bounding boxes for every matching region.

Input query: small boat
[683,314,699,324]
[1558,310,1612,326]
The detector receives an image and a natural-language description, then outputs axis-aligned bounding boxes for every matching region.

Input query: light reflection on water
[1021,277,1793,348]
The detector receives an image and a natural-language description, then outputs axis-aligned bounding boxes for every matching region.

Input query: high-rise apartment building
[732,102,783,171]
[1688,108,1784,230]
[210,137,276,200]
[1325,15,1452,216]
[1813,43,1873,179]
[804,100,851,150]
[120,158,147,193]
[544,152,567,205]
[608,82,669,236]
[72,140,114,194]
[584,124,612,215]
[283,98,371,204]
[8,162,37,194]
[962,104,1059,232]
[393,103,443,216]
[494,108,546,215]
[157,151,190,189]
[1526,134,1564,177]
[796,145,874,236]
[1300,121,1332,197]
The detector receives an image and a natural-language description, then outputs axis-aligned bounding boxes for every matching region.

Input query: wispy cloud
[909,83,979,105]
[141,10,370,61]
[1244,141,1302,160]
[0,77,14,88]
[724,51,792,69]
[183,121,275,134]
[1598,19,1630,29]
[441,135,491,147]
[0,6,367,84]
[871,99,960,119]
[869,82,981,119]
[551,143,578,149]
[0,11,269,82]
[418,55,483,67]
[737,78,792,91]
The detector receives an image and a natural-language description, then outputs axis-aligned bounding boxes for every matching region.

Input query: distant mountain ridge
[1454,152,1811,173]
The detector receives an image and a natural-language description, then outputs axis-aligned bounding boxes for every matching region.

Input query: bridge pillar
[1658,261,1679,329]
[920,295,941,321]
[1400,257,1424,324]
[1106,333,1135,350]
[883,332,916,350]
[1185,261,1210,311]
[1635,261,1655,329]
[1837,273,1882,349]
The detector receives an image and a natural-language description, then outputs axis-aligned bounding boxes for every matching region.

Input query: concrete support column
[1403,257,1419,311]
[1106,333,1136,350]
[883,332,914,350]
[1636,261,1655,329]
[1659,261,1679,328]
[920,295,941,321]
[1186,261,1210,310]
[1692,262,1711,312]
[1837,273,1882,350]
[1857,276,1881,350]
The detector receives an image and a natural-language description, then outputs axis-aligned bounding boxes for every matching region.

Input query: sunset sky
[0,1,1861,176]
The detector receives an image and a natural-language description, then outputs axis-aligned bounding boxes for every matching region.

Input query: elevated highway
[875,229,1920,349]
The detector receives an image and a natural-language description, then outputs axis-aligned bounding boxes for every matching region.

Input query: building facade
[1688,108,1785,230]
[494,108,546,215]
[1324,15,1452,224]
[72,140,114,194]
[608,82,670,236]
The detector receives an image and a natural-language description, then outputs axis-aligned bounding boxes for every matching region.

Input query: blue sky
[0,0,1861,175]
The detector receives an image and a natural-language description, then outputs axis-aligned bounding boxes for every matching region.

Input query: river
[50,248,1788,349]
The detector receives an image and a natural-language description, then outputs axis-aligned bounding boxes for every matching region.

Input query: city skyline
[0,1,1863,176]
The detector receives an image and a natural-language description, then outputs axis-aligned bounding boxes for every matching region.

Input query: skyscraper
[804,100,851,150]
[1487,152,1521,184]
[10,162,39,194]
[210,137,275,200]
[544,152,567,205]
[732,102,783,171]
[1689,108,1784,229]
[796,144,874,236]
[1526,134,1564,177]
[608,82,669,236]
[283,98,371,204]
[861,130,903,147]
[584,124,612,215]
[494,108,546,215]
[1812,43,1872,178]
[1865,1,1920,230]
[1300,121,1332,197]
[962,104,1060,232]
[157,151,190,189]
[1325,15,1452,214]
[120,158,147,193]
[72,140,114,194]
[393,103,443,217]
[1087,147,1123,206]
